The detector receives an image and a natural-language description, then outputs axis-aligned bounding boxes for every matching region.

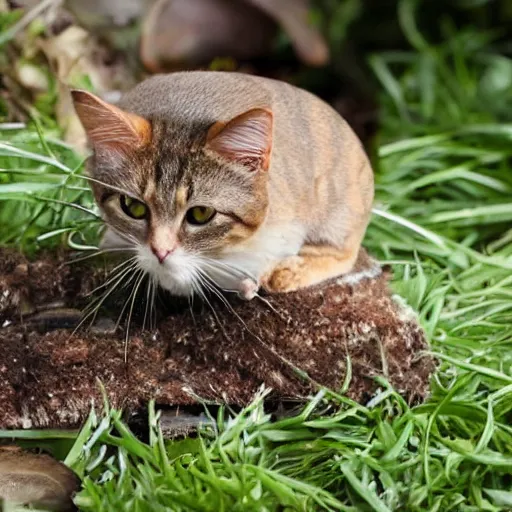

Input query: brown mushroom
[0,446,80,511]
[140,0,329,71]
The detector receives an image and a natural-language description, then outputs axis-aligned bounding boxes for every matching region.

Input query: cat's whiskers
[76,259,140,332]
[113,230,141,249]
[111,266,145,329]
[188,269,231,339]
[194,267,251,333]
[123,269,147,363]
[75,234,263,341]
[73,173,141,200]
[192,254,285,320]
[196,268,232,306]
[142,275,157,332]
[106,244,160,338]
[64,247,137,266]
[149,275,158,331]
[187,293,197,333]
[85,255,139,297]
[142,277,151,332]
[196,255,256,282]
[187,255,257,302]
[253,293,287,321]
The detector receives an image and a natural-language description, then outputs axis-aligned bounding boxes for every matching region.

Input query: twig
[0,0,62,47]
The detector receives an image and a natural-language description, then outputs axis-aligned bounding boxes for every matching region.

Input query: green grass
[0,128,101,253]
[1,1,512,510]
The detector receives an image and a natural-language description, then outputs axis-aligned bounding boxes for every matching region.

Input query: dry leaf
[39,25,135,153]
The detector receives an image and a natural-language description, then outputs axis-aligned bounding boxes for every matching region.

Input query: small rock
[90,316,117,335]
[159,408,215,438]
[25,308,82,332]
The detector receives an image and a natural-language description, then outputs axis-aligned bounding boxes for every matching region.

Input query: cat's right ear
[206,108,273,172]
[71,90,152,153]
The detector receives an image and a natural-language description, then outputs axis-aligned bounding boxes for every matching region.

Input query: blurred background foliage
[2,0,512,130]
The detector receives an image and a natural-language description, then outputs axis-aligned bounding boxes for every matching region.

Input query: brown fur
[71,90,152,150]
[72,71,374,298]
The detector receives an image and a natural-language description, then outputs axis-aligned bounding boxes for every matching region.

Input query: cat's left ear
[206,108,273,172]
[71,90,152,153]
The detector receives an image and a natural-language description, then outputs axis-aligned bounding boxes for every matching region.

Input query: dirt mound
[0,249,433,429]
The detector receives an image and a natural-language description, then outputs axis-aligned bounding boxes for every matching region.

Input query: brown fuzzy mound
[0,249,434,429]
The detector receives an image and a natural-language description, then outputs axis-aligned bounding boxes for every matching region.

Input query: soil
[0,248,434,429]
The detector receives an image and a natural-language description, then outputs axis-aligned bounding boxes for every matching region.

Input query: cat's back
[118,71,355,179]
[118,71,335,130]
[119,71,273,122]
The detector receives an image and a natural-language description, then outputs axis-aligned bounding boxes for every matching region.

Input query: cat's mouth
[135,244,258,299]
[136,245,197,296]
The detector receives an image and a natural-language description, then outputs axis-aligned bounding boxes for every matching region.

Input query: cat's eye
[120,195,148,220]
[186,206,216,225]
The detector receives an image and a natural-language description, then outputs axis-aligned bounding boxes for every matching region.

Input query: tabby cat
[72,71,374,300]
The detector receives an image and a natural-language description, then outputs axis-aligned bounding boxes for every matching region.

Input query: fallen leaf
[39,24,136,153]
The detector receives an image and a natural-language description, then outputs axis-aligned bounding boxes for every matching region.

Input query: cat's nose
[151,246,174,264]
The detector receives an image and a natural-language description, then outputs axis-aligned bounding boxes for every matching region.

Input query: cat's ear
[206,108,273,172]
[71,90,152,152]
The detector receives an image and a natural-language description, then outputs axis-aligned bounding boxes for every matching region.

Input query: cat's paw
[238,278,259,300]
[261,256,306,294]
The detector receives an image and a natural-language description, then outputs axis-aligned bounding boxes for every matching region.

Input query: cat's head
[72,90,273,296]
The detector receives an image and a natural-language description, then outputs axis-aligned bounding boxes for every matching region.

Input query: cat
[71,71,374,300]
